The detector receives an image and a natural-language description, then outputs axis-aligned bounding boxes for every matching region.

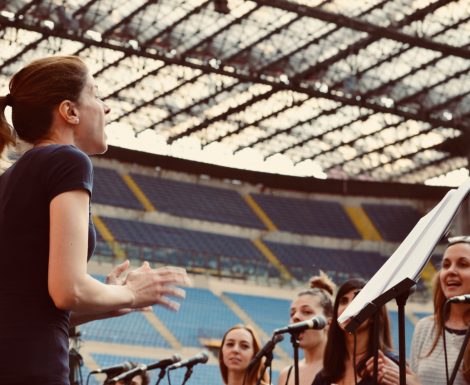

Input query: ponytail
[0,95,15,156]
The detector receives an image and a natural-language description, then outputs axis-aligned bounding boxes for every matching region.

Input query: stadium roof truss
[1,0,469,183]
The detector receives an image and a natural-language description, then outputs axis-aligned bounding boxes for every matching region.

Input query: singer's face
[73,72,111,155]
[222,329,255,373]
[440,243,470,299]
[337,289,363,317]
[290,295,327,349]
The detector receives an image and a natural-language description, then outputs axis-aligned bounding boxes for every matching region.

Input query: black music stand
[338,178,470,385]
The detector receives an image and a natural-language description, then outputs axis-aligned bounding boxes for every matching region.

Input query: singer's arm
[69,261,151,326]
[48,191,191,316]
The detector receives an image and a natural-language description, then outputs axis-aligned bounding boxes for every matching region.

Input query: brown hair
[219,324,269,385]
[0,55,88,155]
[296,271,335,318]
[428,250,470,382]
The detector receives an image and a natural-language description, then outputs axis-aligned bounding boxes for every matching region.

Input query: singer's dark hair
[219,324,269,385]
[320,278,393,383]
[115,361,150,385]
[428,240,470,381]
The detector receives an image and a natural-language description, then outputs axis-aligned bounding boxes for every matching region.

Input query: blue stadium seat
[130,173,266,229]
[79,311,170,348]
[362,203,421,242]
[92,167,144,210]
[155,287,242,347]
[264,241,386,284]
[251,193,361,238]
[100,216,278,277]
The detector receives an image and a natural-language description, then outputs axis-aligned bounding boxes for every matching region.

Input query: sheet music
[338,178,470,326]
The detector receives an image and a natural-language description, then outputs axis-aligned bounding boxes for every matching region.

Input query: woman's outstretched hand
[122,261,191,311]
[106,260,191,313]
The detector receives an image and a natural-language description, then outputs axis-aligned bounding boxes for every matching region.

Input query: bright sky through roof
[106,122,327,178]
[106,121,466,187]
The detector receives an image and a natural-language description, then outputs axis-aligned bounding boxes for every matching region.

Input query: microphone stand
[396,289,411,385]
[290,332,300,385]
[180,365,194,385]
[255,346,275,385]
[155,368,166,385]
[448,324,470,385]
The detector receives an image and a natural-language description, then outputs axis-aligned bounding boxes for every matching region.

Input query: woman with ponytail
[0,56,190,385]
[277,273,335,385]
[0,93,16,164]
[410,236,470,384]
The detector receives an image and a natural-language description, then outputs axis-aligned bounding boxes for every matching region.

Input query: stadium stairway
[93,215,126,259]
[121,174,156,211]
[244,194,278,231]
[218,292,291,362]
[141,311,182,350]
[344,206,382,241]
[252,239,293,281]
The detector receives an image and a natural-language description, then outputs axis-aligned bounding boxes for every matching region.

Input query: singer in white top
[410,236,470,385]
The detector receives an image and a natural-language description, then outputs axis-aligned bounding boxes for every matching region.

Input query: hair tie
[4,94,13,106]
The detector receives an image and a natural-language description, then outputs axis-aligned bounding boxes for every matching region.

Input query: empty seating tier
[99,217,278,277]
[92,167,144,210]
[362,203,421,242]
[264,241,386,284]
[251,194,361,238]
[130,173,266,229]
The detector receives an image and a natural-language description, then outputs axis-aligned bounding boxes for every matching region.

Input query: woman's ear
[57,100,79,125]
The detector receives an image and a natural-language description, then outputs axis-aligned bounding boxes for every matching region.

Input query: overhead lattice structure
[1,0,469,183]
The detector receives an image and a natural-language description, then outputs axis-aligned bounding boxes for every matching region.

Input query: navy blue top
[0,144,96,385]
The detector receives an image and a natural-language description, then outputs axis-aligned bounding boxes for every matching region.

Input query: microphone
[90,361,133,375]
[106,354,181,384]
[247,334,284,371]
[448,294,470,303]
[168,351,209,370]
[273,315,327,335]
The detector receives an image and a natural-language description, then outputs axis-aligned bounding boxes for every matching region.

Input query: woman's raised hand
[124,263,192,311]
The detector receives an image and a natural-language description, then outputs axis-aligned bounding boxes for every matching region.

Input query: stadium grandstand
[1,1,470,384]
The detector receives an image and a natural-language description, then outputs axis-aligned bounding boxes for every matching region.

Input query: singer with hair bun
[0,55,191,385]
[219,324,270,385]
[277,272,335,385]
[410,236,470,385]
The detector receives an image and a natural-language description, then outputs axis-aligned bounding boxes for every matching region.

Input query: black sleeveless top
[285,365,316,385]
